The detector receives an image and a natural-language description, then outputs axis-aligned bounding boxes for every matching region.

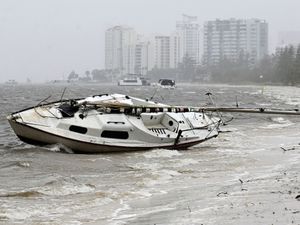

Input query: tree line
[148,44,300,85]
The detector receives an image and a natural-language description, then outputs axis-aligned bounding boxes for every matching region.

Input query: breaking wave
[45,143,74,154]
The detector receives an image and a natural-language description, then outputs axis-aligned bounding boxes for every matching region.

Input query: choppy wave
[38,177,95,196]
[0,190,41,198]
[0,140,28,150]
[0,161,31,169]
[0,177,95,198]
[263,86,300,106]
[1,142,74,154]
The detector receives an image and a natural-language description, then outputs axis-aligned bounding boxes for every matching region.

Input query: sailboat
[7,94,221,153]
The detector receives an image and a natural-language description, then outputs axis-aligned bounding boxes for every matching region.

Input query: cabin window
[69,125,88,134]
[107,121,125,124]
[101,130,129,139]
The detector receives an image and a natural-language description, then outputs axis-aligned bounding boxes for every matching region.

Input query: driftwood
[217,191,228,197]
[281,147,296,152]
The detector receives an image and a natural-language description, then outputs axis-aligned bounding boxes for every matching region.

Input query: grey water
[0,83,299,225]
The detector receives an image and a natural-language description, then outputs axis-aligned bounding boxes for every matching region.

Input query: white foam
[38,182,95,196]
[130,162,161,170]
[142,149,182,159]
[172,158,198,167]
[124,206,175,221]
[260,123,293,129]
[113,214,137,220]
[132,190,152,197]
[18,162,30,168]
[2,209,31,220]
[216,148,242,155]
[110,200,131,223]
[2,205,51,221]
[45,144,74,153]
[270,117,291,124]
[46,144,61,152]
[83,157,112,162]
[144,169,181,187]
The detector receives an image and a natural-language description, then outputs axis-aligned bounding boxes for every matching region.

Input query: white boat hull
[117,76,150,86]
[8,119,218,153]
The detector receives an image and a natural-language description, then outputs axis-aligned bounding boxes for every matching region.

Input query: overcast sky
[1,0,300,82]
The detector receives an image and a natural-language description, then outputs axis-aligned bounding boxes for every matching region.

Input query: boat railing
[33,106,61,119]
[174,119,221,146]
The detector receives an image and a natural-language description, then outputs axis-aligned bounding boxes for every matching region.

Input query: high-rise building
[203,18,268,66]
[105,26,154,76]
[105,26,136,75]
[154,36,170,69]
[176,14,200,65]
[169,33,181,68]
[134,40,150,75]
[153,34,180,69]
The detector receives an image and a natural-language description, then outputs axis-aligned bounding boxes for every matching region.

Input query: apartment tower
[203,18,268,66]
[176,14,201,65]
